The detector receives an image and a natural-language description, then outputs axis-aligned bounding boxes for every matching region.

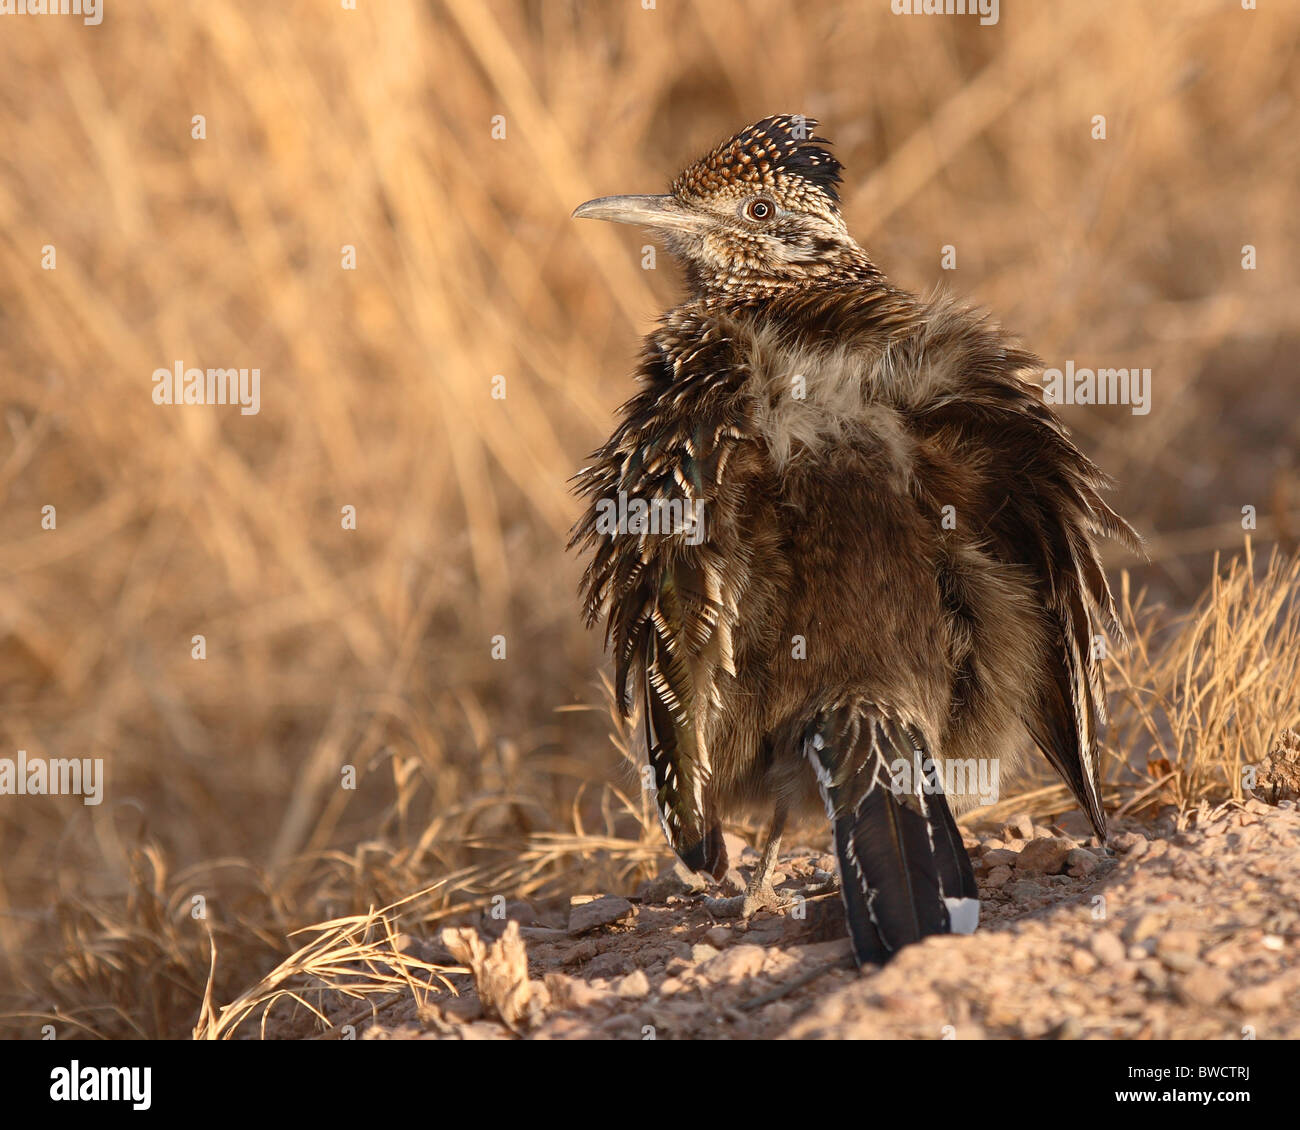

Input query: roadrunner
[569,115,1140,966]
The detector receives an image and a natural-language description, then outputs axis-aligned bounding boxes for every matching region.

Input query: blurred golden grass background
[0,0,1297,1038]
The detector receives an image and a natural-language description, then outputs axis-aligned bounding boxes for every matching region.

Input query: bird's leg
[742,807,787,913]
[705,807,787,919]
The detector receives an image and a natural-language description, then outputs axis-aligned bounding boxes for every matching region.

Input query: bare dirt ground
[290,797,1300,1041]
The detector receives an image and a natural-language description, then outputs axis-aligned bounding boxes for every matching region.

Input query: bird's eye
[743,197,776,222]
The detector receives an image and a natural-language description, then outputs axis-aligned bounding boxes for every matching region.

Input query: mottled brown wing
[568,325,748,875]
[917,362,1142,838]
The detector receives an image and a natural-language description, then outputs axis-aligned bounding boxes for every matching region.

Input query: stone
[1015,838,1072,875]
[616,970,651,999]
[697,944,766,985]
[1071,948,1098,974]
[1007,879,1046,900]
[1065,848,1098,878]
[1157,949,1198,974]
[1177,968,1231,1007]
[1136,959,1168,992]
[1110,831,1147,854]
[1003,813,1035,841]
[1090,931,1126,966]
[562,939,598,966]
[568,895,635,935]
[586,950,632,978]
[704,925,732,948]
[1230,980,1284,1013]
[543,973,617,1013]
[1156,930,1200,958]
[1126,913,1165,944]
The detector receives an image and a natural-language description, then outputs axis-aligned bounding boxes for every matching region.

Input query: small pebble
[704,925,732,948]
[1177,968,1231,1007]
[1003,813,1036,841]
[616,970,651,999]
[1090,931,1126,966]
[1230,981,1284,1013]
[1016,838,1073,875]
[984,865,1013,888]
[1065,848,1098,878]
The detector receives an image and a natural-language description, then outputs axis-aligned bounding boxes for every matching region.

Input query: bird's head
[574,115,877,300]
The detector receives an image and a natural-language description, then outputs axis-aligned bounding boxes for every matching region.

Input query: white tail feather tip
[945,896,980,935]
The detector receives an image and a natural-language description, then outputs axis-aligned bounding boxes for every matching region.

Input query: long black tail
[804,703,979,966]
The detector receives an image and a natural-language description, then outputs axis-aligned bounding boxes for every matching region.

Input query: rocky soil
[312,799,1300,1040]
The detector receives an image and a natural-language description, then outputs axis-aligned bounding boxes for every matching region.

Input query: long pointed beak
[572,193,706,233]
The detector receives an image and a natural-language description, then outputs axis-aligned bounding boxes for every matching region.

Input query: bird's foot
[741,881,783,916]
[703,893,745,918]
[704,880,783,919]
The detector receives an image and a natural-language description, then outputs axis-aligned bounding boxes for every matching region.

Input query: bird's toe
[703,894,746,918]
[740,882,783,917]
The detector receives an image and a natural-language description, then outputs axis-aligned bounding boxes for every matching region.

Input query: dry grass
[975,541,1300,831]
[1109,542,1300,816]
[0,1,1297,1038]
